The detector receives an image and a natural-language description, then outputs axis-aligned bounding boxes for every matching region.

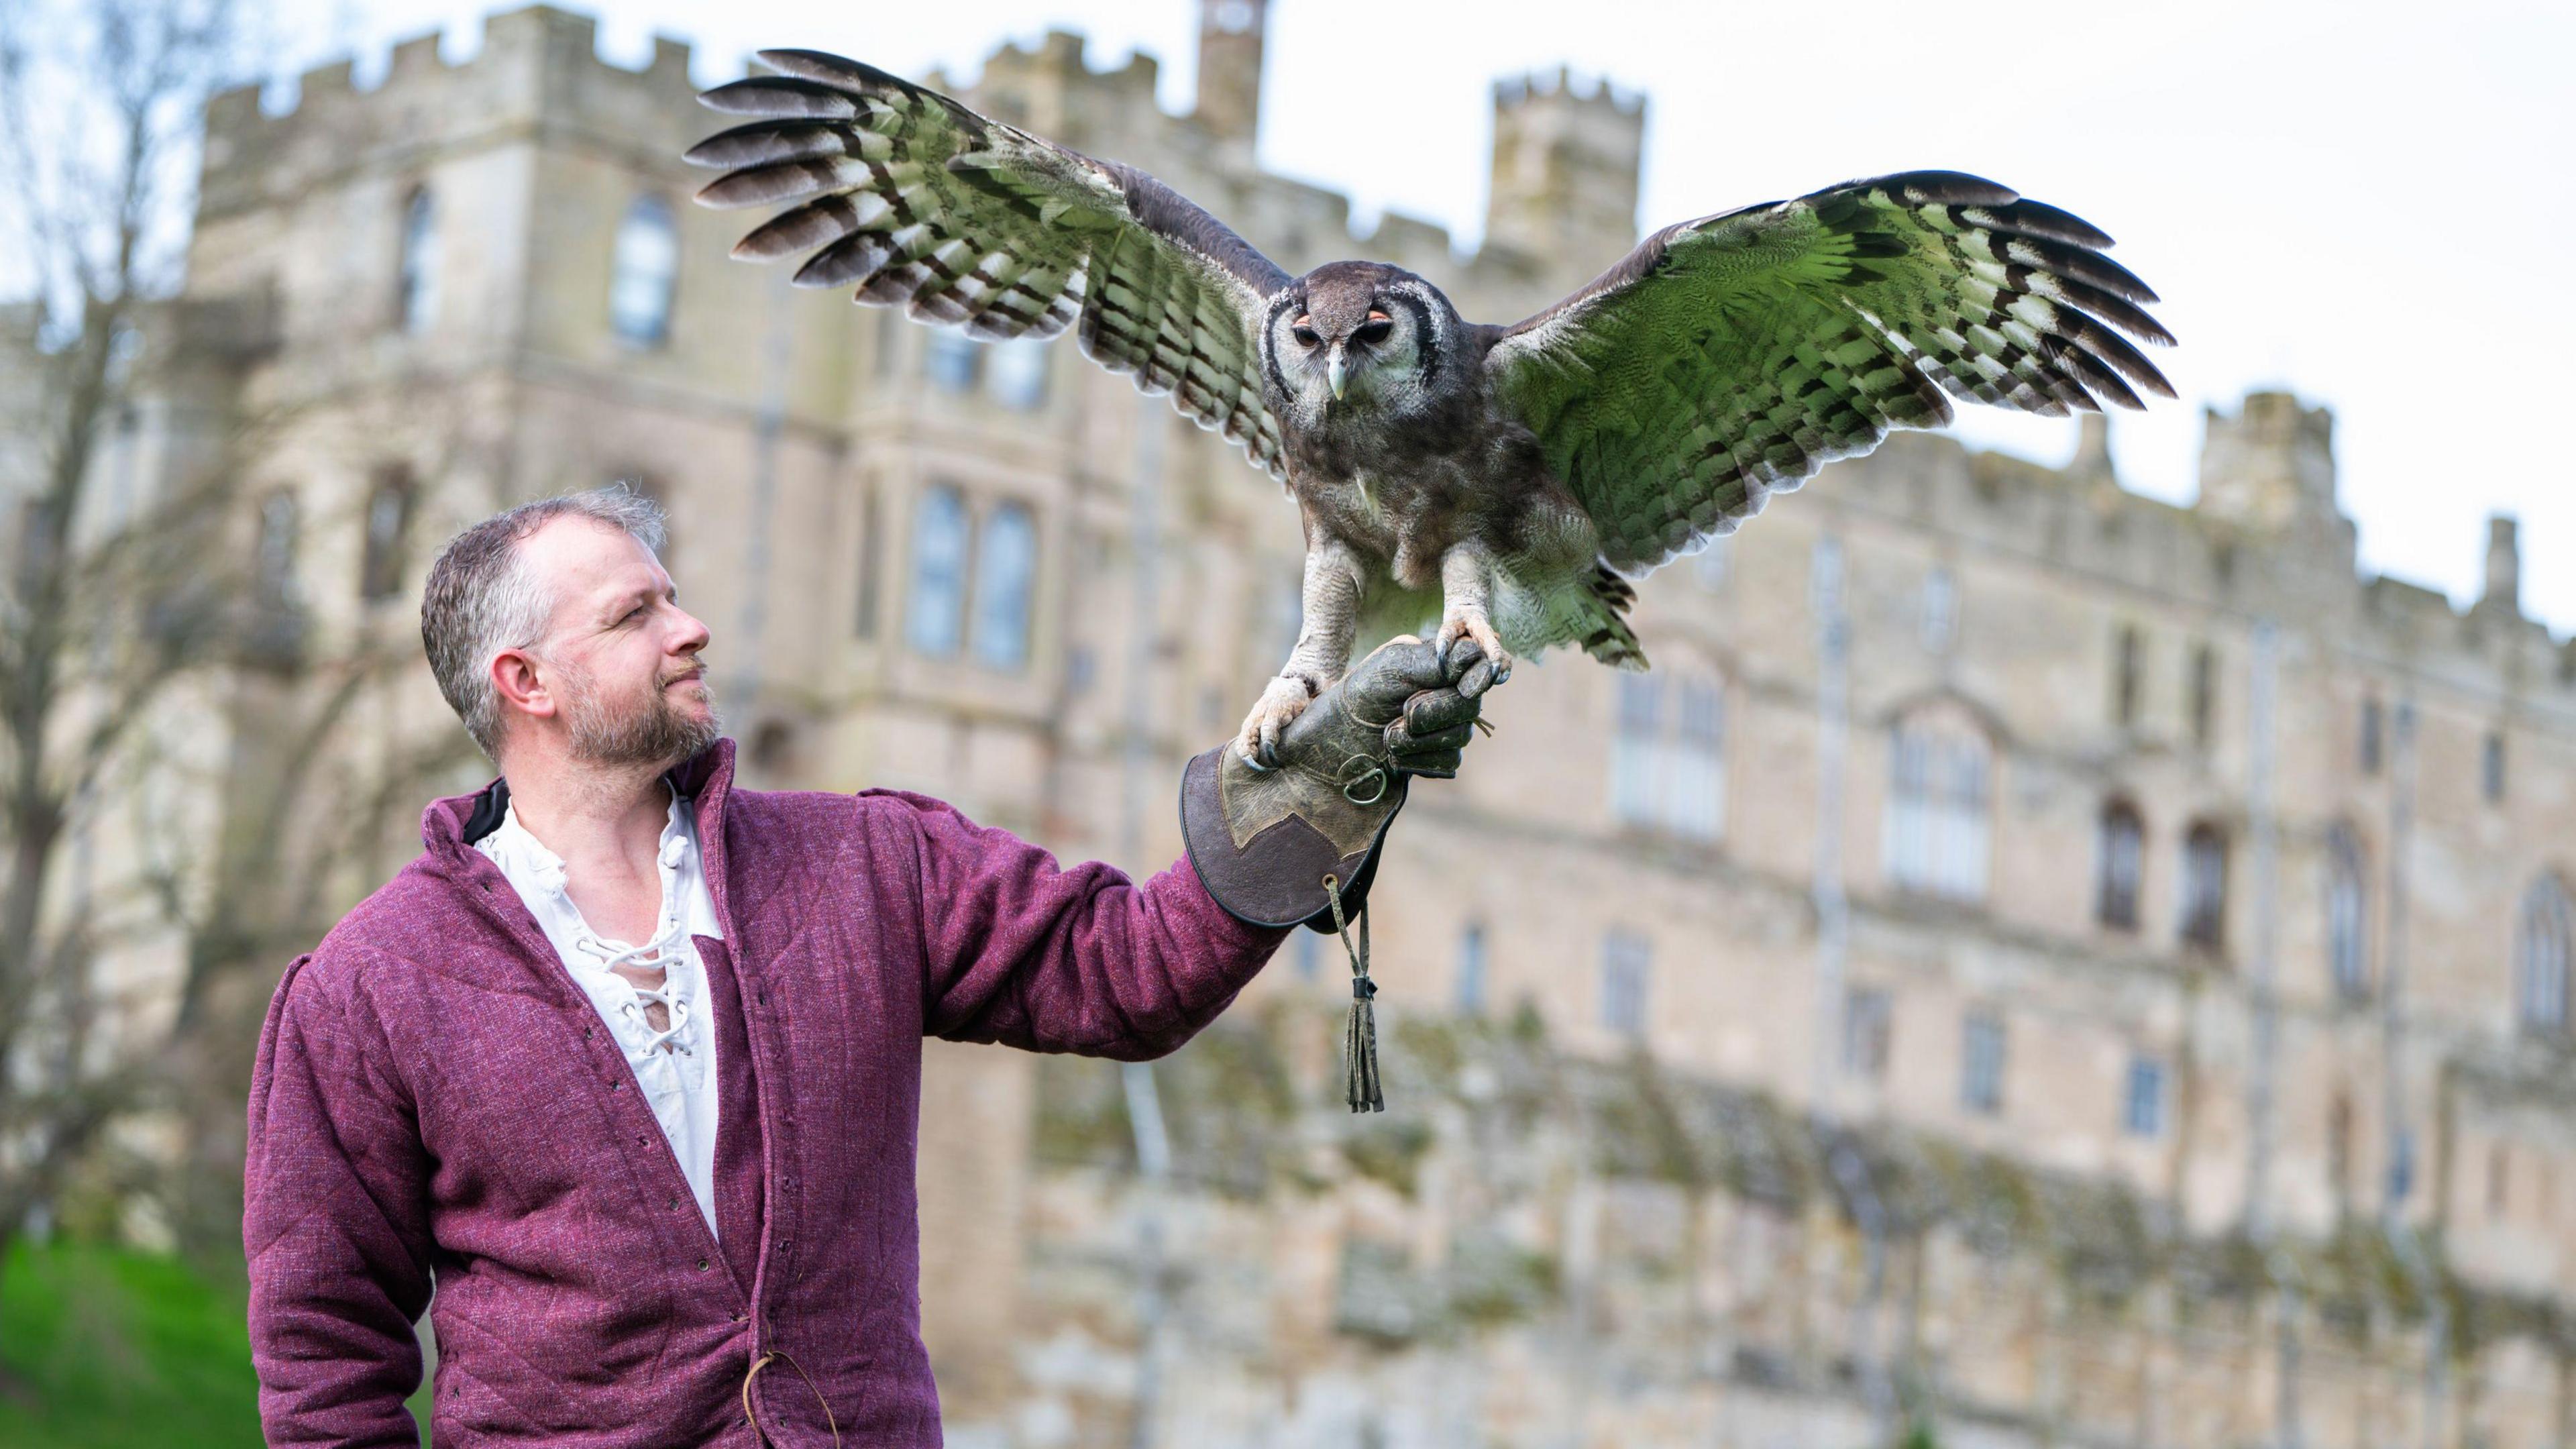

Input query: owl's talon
[1238,674,1318,772]
[1436,613,1515,690]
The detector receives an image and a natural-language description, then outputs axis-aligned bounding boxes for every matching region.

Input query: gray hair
[421,485,667,759]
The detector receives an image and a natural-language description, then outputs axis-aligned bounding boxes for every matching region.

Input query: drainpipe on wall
[1116,396,1174,1449]
[1807,533,1893,1440]
[2379,698,2449,1449]
[726,272,794,714]
[2242,621,2304,1449]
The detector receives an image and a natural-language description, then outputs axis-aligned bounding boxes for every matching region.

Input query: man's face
[519,517,718,767]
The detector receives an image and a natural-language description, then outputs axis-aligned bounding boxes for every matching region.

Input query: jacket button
[697,1257,710,1272]
[668,1195,680,1210]
[610,1081,623,1091]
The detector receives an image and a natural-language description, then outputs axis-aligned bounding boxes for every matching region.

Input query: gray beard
[560,658,722,769]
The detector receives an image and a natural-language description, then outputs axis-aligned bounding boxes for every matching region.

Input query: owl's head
[1264,262,1461,430]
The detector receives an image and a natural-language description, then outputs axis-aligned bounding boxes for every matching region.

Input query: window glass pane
[969,501,1036,669]
[2520,879,2571,1032]
[1921,566,1956,651]
[1602,932,1650,1037]
[2182,826,2227,949]
[1690,537,1729,590]
[985,336,1051,410]
[1962,1010,2004,1114]
[358,466,414,602]
[905,485,969,658]
[2125,1057,2165,1136]
[1610,674,1660,826]
[1456,924,1487,1016]
[926,329,981,392]
[398,188,439,334]
[2326,826,2367,998]
[2098,804,2142,929]
[609,195,680,346]
[1842,987,1891,1079]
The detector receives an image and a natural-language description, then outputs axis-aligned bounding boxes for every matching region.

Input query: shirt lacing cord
[584,924,696,1057]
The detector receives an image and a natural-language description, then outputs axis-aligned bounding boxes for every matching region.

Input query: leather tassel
[1323,877,1384,1113]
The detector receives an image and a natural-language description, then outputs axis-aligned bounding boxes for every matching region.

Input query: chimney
[2071,413,2115,486]
[1195,0,1266,151]
[2483,514,2520,612]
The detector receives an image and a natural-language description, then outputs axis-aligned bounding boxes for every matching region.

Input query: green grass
[0,1236,262,1447]
[0,1237,431,1447]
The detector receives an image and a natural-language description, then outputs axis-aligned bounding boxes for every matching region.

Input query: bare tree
[0,0,258,1311]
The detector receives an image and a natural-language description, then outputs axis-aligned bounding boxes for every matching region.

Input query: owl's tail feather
[1580,561,1649,672]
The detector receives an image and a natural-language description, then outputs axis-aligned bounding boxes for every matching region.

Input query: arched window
[2096,800,2143,929]
[396,186,439,335]
[2326,824,2369,1000]
[2180,822,2229,952]
[609,195,680,347]
[2517,876,2571,1035]
[1884,715,1990,902]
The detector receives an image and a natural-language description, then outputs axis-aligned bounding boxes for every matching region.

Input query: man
[241,487,1491,1446]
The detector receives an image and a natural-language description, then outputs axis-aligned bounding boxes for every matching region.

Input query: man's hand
[1257,635,1499,785]
[1181,634,1496,930]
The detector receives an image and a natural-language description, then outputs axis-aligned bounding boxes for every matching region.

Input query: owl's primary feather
[687,56,2173,765]
[690,49,1293,474]
[1485,172,2175,572]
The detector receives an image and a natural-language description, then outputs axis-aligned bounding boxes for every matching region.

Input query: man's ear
[490,646,557,724]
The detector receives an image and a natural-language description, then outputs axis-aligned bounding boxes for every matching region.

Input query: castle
[30,1,2576,1442]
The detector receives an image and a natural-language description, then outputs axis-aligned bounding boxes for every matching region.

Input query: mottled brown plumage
[687,51,2174,765]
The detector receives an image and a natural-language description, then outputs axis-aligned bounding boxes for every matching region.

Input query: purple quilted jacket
[244,739,1288,1446]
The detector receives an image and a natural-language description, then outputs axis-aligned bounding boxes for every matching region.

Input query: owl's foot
[1236,672,1323,769]
[1435,611,1513,688]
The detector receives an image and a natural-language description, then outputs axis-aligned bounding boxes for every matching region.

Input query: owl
[687,51,2173,765]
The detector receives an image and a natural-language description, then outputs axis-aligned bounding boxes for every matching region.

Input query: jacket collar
[423,737,739,864]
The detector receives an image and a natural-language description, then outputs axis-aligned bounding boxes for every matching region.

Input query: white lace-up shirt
[476,787,725,1236]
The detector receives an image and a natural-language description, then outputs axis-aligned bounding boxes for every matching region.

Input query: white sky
[271,0,2576,634]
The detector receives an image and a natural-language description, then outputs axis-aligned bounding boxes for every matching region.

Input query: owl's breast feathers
[1285,392,1599,598]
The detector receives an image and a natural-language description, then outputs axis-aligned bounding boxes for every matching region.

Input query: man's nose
[668,605,712,655]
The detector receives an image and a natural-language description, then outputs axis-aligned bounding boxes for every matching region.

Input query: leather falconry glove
[1181,635,1496,1114]
[1181,634,1497,931]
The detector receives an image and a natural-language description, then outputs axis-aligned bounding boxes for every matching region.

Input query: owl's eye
[1352,312,1394,347]
[1290,315,1320,348]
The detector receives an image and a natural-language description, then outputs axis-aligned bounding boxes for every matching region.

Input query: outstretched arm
[918,637,1494,1059]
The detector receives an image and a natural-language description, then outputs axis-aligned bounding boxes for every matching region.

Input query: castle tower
[2194,390,2339,533]
[1194,0,1267,150]
[1485,66,1644,270]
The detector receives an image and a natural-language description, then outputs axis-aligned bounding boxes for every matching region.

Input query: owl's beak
[1327,350,1347,402]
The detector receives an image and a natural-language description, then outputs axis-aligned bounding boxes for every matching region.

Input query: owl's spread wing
[1484,171,2174,572]
[689,50,1294,476]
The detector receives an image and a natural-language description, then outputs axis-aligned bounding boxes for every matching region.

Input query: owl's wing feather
[690,50,1294,476]
[1485,171,2175,572]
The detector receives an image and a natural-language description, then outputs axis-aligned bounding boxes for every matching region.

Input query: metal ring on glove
[1336,753,1390,806]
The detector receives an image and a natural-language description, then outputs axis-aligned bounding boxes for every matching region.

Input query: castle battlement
[199,5,698,221]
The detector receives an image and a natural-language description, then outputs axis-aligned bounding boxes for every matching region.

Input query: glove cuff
[1179,745,1407,930]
